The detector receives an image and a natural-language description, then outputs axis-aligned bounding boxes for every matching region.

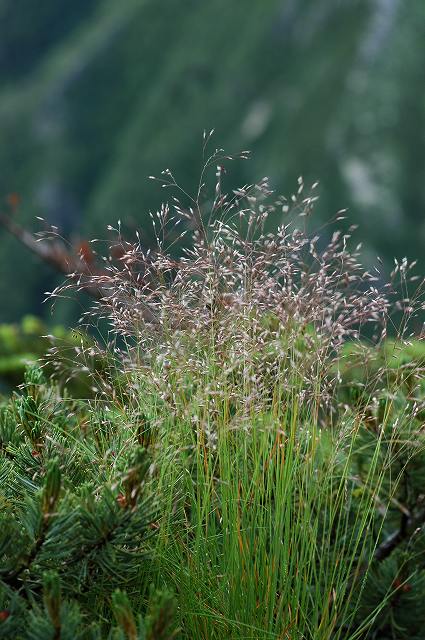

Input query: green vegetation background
[0,0,424,323]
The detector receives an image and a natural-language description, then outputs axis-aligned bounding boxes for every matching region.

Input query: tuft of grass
[37,138,425,638]
[129,332,422,639]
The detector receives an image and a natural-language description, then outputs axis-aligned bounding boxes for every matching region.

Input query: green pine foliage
[2,343,425,638]
[0,365,178,639]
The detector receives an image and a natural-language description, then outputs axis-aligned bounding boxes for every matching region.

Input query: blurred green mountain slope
[0,0,424,322]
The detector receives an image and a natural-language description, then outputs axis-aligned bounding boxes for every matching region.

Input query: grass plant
[2,141,425,638]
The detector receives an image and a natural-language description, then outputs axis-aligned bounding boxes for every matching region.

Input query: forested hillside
[0,0,424,322]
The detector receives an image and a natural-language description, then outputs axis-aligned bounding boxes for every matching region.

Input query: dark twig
[374,507,425,562]
[0,211,106,299]
[0,211,159,324]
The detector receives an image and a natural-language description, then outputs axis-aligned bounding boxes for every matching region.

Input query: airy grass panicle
[44,136,425,639]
